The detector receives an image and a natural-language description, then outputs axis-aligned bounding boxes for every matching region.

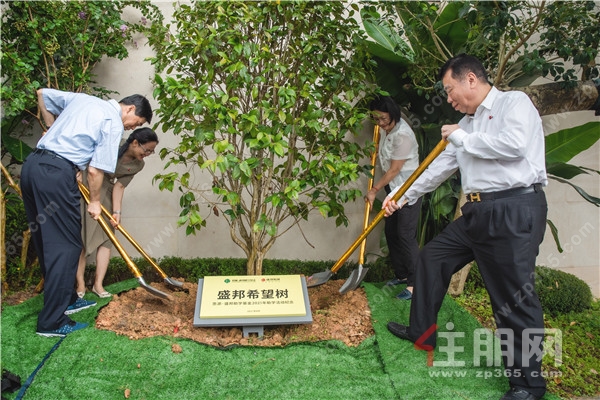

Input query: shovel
[307,139,448,292]
[78,182,173,300]
[339,125,380,294]
[78,182,183,289]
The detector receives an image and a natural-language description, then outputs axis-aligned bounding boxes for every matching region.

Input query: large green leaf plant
[360,1,600,249]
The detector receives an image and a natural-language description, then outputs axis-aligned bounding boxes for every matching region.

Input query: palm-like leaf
[544,121,600,206]
[361,10,414,65]
[546,162,590,179]
[549,176,600,206]
[545,121,600,164]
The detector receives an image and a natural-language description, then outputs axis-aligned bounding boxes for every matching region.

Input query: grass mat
[363,282,559,400]
[1,279,559,399]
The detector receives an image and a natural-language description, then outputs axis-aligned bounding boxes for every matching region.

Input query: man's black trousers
[21,151,82,331]
[408,188,548,397]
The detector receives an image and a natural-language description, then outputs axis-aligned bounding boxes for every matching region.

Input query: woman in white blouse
[365,95,420,300]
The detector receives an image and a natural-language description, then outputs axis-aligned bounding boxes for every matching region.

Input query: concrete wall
[538,112,600,297]
[86,4,599,297]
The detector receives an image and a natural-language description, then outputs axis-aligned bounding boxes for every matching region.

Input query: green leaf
[546,162,589,179]
[546,219,563,253]
[272,143,284,157]
[1,132,33,162]
[549,176,600,206]
[434,1,470,53]
[545,122,600,164]
[362,19,413,64]
[189,211,204,226]
[266,222,277,236]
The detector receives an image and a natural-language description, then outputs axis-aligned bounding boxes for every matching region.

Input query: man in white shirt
[384,54,547,400]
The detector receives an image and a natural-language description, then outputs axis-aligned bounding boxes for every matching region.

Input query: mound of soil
[95,279,374,347]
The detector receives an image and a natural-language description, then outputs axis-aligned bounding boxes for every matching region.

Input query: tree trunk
[1,190,8,294]
[246,245,265,276]
[514,79,599,116]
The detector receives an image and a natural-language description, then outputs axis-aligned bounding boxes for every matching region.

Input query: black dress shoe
[500,388,541,400]
[387,322,412,341]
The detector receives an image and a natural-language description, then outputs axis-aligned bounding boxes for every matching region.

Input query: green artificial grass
[364,282,560,400]
[1,279,560,400]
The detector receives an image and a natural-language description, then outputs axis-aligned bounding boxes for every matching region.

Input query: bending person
[22,88,152,337]
[366,95,420,300]
[76,127,158,298]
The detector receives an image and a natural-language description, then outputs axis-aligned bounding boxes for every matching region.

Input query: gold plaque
[199,275,307,318]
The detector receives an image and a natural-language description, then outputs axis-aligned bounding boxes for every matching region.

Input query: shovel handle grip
[331,139,448,273]
[78,181,169,280]
[358,125,380,264]
[79,181,143,279]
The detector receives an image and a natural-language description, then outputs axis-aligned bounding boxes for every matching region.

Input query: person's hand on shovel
[87,201,102,220]
[110,211,121,228]
[364,186,379,207]
[440,123,460,141]
[382,196,408,217]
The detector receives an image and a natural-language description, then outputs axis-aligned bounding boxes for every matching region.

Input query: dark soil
[3,279,374,347]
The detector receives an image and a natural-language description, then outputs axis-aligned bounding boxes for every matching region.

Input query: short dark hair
[119,94,153,124]
[118,127,159,158]
[369,95,401,123]
[438,54,489,84]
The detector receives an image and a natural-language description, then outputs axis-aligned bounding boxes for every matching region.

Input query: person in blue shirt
[20,88,152,337]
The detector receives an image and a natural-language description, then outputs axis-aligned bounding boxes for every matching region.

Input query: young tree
[147,1,377,275]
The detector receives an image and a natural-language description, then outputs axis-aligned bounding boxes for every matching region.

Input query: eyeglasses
[139,143,155,155]
[372,116,391,124]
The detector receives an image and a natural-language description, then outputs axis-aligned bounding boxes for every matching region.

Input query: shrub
[462,264,592,316]
[95,256,396,287]
[3,194,41,290]
[535,266,593,316]
[463,263,485,292]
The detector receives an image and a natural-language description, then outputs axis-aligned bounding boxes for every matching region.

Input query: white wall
[89,4,598,297]
[538,112,600,297]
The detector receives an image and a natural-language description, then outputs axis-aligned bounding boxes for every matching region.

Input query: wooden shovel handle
[78,181,171,280]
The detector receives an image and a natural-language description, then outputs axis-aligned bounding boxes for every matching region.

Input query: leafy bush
[89,256,395,288]
[462,263,485,293]
[535,266,593,316]
[3,194,41,289]
[463,264,593,316]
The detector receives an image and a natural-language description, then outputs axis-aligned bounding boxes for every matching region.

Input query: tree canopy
[147,1,378,274]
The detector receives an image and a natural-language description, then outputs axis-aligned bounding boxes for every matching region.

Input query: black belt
[33,148,77,170]
[466,184,542,202]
